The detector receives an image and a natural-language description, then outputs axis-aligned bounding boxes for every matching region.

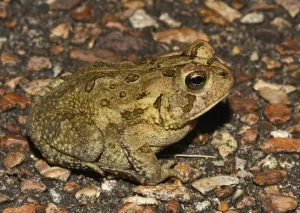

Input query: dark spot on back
[121,108,144,120]
[119,91,127,98]
[109,84,116,89]
[100,99,109,107]
[136,91,148,100]
[125,73,140,83]
[162,69,176,77]
[84,79,96,93]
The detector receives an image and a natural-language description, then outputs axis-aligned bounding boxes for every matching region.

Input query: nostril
[218,71,228,78]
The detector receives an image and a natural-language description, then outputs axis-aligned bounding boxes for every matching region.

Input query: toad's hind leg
[35,139,105,176]
[33,112,106,176]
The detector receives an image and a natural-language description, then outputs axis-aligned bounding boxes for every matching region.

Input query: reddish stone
[255,28,281,43]
[236,196,255,209]
[215,186,233,198]
[264,104,291,124]
[199,9,227,26]
[72,4,93,21]
[0,136,29,152]
[249,1,275,11]
[153,27,209,44]
[0,192,10,204]
[0,92,31,111]
[20,166,34,177]
[69,48,118,62]
[236,73,255,83]
[5,123,21,134]
[49,44,64,55]
[264,185,281,196]
[20,179,47,193]
[0,89,4,96]
[4,19,17,28]
[34,160,51,172]
[0,53,21,65]
[286,122,300,133]
[26,56,52,72]
[167,200,180,213]
[254,170,287,186]
[228,96,258,112]
[260,71,276,78]
[231,0,244,9]
[240,128,258,146]
[3,151,26,168]
[64,181,80,193]
[2,203,68,213]
[277,38,300,55]
[99,31,146,53]
[261,138,300,153]
[49,0,81,10]
[294,112,300,122]
[0,7,7,19]
[262,196,298,213]
[260,121,276,134]
[122,0,145,9]
[101,12,119,25]
[218,201,229,211]
[2,203,46,213]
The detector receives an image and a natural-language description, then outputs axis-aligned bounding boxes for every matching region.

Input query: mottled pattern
[27,40,233,185]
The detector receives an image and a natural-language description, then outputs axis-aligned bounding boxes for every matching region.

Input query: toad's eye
[185,71,206,90]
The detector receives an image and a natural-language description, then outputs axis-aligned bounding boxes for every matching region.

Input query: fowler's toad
[27,40,233,185]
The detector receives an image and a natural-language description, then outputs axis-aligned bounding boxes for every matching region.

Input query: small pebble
[75,186,101,205]
[240,12,264,24]
[270,130,292,138]
[192,176,239,194]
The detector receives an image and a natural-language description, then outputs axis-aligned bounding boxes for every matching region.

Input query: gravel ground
[0,0,299,212]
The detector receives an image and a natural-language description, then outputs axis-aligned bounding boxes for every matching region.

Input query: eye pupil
[185,71,206,90]
[191,75,204,84]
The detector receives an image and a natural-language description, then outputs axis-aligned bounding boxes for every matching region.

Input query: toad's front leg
[117,125,185,185]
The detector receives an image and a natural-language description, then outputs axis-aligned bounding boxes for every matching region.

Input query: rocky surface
[0,0,299,212]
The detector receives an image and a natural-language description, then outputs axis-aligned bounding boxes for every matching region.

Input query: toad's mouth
[163,91,230,130]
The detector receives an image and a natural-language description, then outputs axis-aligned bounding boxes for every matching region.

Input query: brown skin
[27,40,234,185]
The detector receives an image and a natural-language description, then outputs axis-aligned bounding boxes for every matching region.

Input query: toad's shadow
[158,100,233,157]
